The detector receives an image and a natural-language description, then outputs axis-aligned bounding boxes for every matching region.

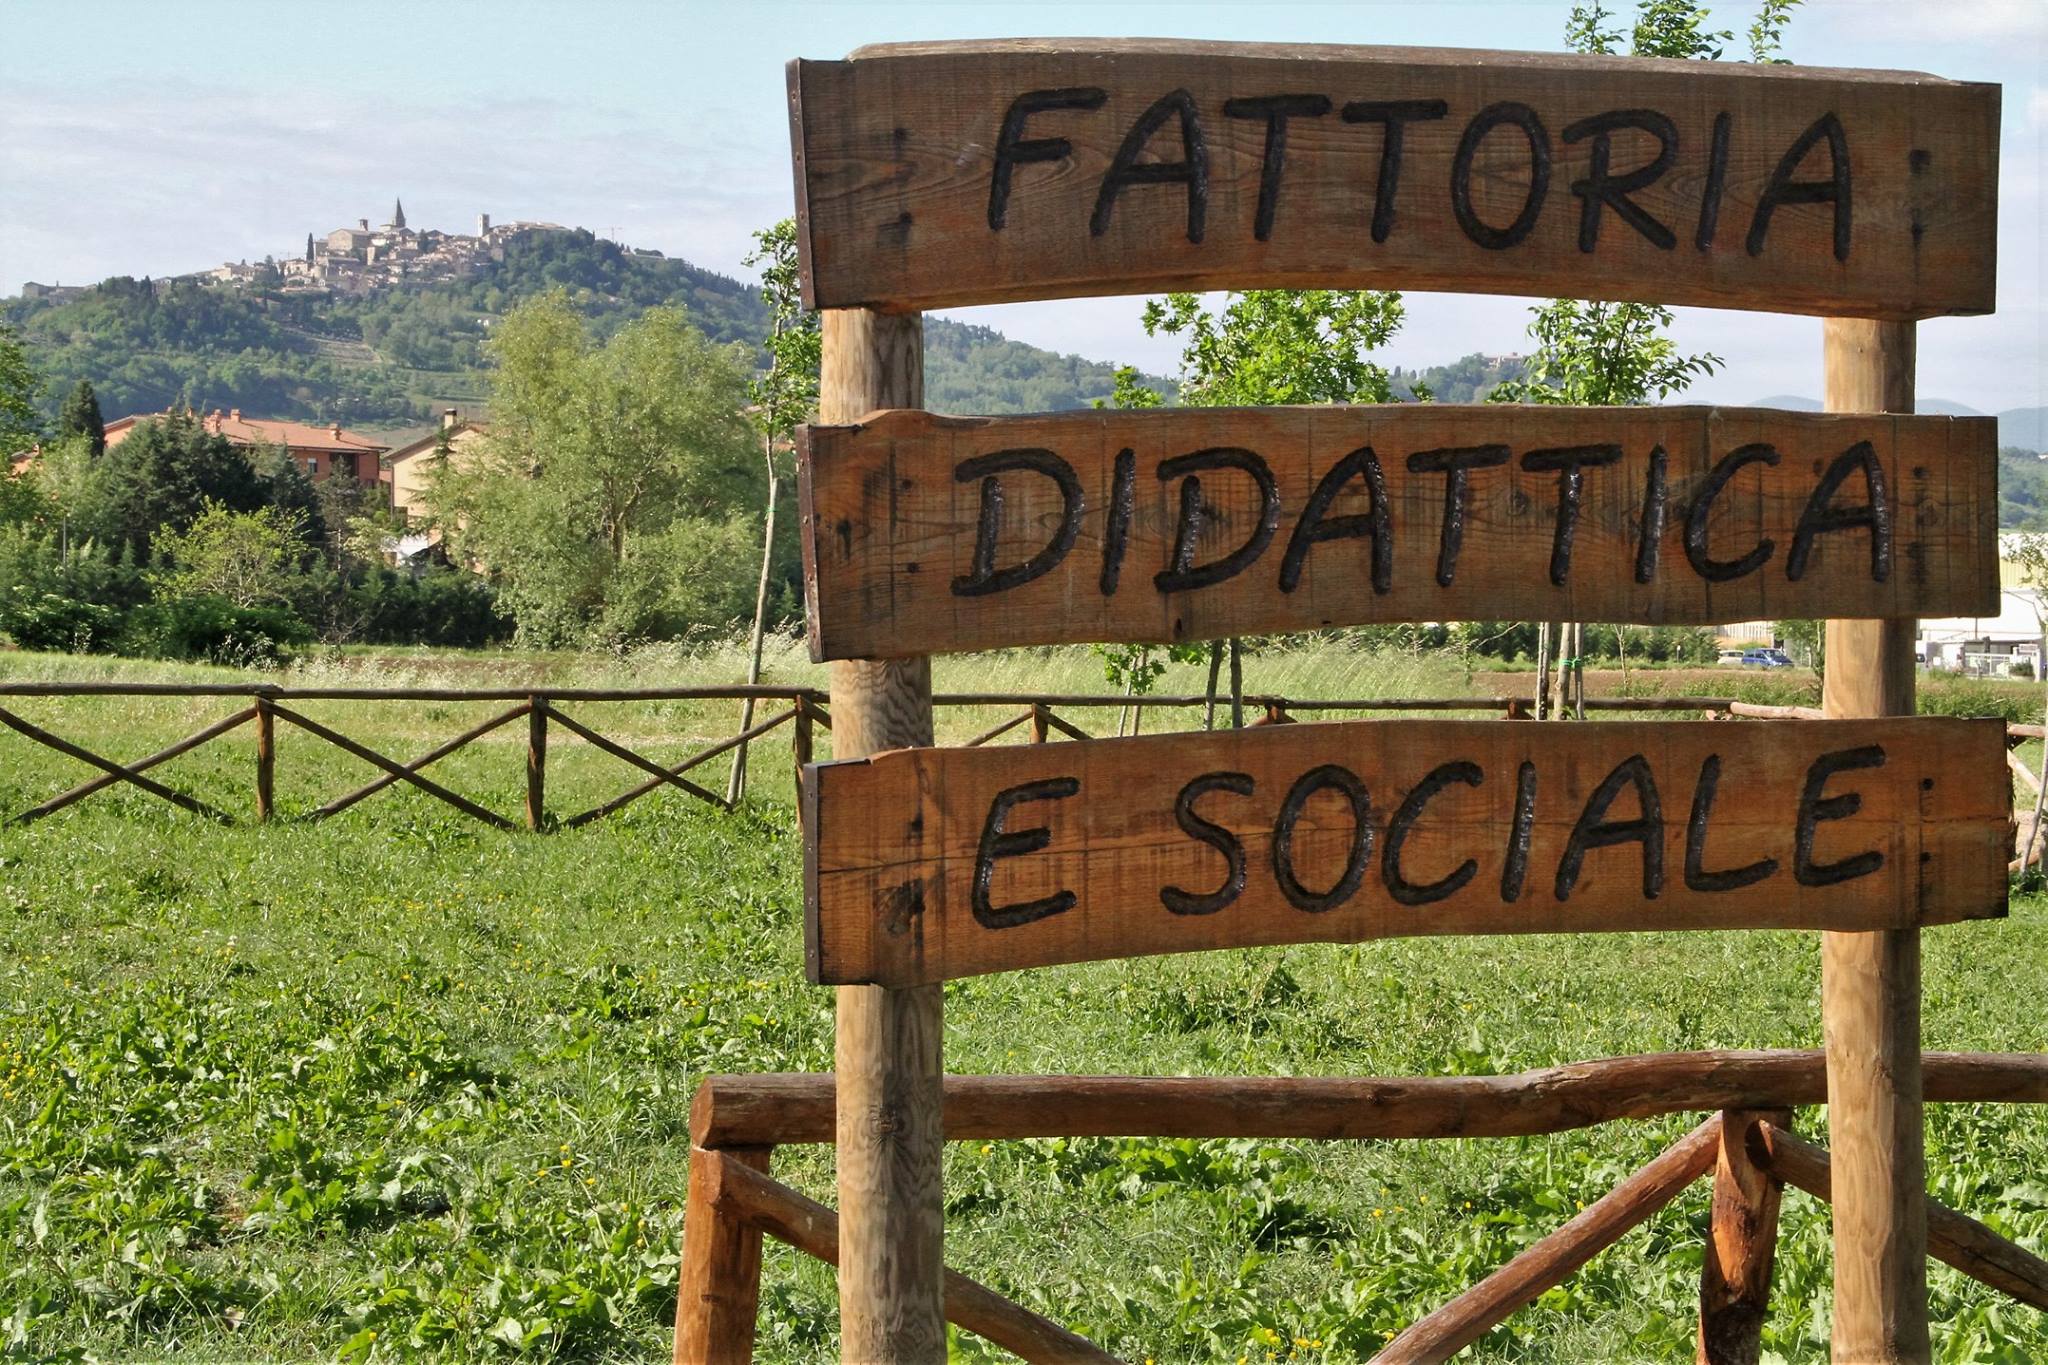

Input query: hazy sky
[2,1,2041,412]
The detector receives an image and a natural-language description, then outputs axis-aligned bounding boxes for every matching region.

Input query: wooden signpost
[800,405,1996,659]
[770,37,2003,1365]
[805,717,2008,987]
[789,40,1999,319]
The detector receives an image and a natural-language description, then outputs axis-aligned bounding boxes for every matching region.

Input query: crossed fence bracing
[0,681,1875,832]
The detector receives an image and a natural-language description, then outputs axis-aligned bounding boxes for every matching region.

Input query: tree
[148,502,311,609]
[730,219,822,801]
[0,322,42,456]
[69,409,267,562]
[423,291,758,646]
[1490,0,1793,718]
[1109,289,1410,725]
[58,380,105,456]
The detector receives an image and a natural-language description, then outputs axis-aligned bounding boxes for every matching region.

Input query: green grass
[1,645,2044,1362]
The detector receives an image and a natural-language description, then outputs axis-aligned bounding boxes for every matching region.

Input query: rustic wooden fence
[0,682,1841,832]
[675,1051,2048,1363]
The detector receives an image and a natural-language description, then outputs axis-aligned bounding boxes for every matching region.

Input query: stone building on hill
[269,200,565,295]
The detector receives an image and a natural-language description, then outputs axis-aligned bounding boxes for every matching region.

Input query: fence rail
[675,1051,2048,1362]
[0,682,1994,832]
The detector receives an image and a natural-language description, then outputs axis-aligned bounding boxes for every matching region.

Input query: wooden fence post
[793,694,815,775]
[1820,317,1928,1363]
[527,695,547,832]
[822,307,947,1362]
[675,1145,773,1364]
[1030,703,1049,744]
[1698,1108,1791,1365]
[254,692,275,823]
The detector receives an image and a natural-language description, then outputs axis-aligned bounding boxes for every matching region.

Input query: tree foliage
[148,503,312,609]
[423,291,759,646]
[58,379,105,455]
[1136,290,1404,407]
[743,221,819,442]
[1489,0,1798,409]
[0,321,42,454]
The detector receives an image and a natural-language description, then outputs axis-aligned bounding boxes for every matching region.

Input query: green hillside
[2,229,1171,426]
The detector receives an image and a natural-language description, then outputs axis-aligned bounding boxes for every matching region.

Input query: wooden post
[675,1145,773,1364]
[1698,1109,1790,1365]
[1820,317,1928,1363]
[254,693,275,823]
[527,696,547,832]
[822,307,946,1363]
[1030,703,1049,744]
[793,694,815,780]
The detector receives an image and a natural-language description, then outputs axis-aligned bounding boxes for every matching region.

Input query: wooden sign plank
[788,40,1999,319]
[804,717,2009,987]
[798,406,1997,660]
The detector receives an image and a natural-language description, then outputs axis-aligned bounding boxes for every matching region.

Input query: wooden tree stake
[1698,1109,1791,1365]
[1820,317,1928,1363]
[821,307,947,1363]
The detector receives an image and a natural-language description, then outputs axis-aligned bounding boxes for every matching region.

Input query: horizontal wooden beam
[805,717,2008,986]
[1750,1121,2048,1311]
[695,1148,1119,1363]
[799,407,1995,659]
[689,1051,2048,1149]
[789,40,1998,319]
[0,682,827,702]
[1376,1116,1720,1363]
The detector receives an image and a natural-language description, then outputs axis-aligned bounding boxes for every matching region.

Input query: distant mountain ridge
[1,228,1175,430]
[1752,394,2045,451]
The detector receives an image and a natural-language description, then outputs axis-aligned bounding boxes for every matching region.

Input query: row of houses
[10,406,485,560]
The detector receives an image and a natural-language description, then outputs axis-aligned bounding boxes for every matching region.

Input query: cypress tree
[59,379,106,456]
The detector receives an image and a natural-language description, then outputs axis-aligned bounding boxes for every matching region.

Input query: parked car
[1716,649,1747,666]
[1741,649,1795,668]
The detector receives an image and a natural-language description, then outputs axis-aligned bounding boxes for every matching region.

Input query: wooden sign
[803,717,2008,986]
[798,405,1996,660]
[787,40,1999,319]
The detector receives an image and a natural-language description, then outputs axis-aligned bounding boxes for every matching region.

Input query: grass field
[1,642,2044,1362]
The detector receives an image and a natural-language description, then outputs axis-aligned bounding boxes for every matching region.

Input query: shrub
[118,595,312,667]
[0,590,122,652]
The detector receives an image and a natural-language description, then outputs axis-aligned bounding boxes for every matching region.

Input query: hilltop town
[22,201,609,302]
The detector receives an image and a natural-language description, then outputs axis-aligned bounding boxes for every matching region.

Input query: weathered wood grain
[788,40,1999,319]
[1750,1121,2048,1312]
[1698,1109,1791,1365]
[1818,316,1928,1365]
[797,406,1996,660]
[697,1150,1119,1363]
[687,1052,2048,1150]
[804,718,2008,987]
[818,307,949,1365]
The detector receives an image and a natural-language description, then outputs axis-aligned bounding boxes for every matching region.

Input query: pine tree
[59,380,105,456]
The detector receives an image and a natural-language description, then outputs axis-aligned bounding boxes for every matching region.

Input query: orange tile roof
[201,410,388,453]
[103,409,388,454]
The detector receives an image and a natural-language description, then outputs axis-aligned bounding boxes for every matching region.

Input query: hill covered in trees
[1,229,1172,428]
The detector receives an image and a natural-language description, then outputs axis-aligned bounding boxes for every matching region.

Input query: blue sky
[2,1,2041,412]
